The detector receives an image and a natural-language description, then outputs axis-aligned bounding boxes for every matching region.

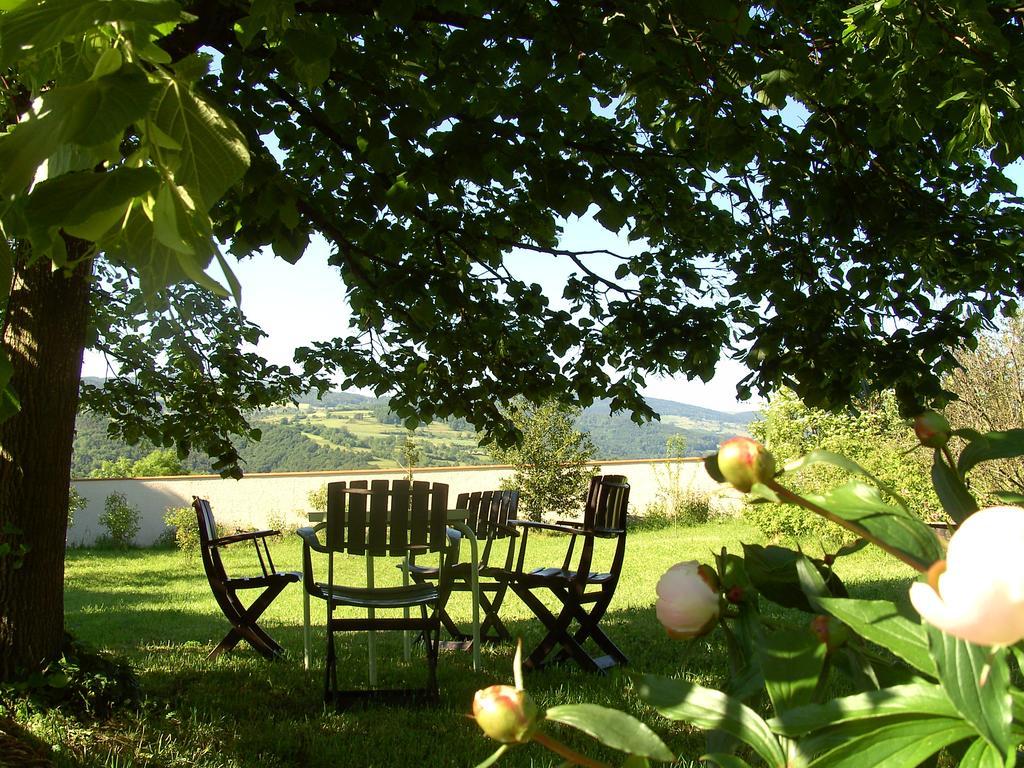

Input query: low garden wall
[69,458,742,546]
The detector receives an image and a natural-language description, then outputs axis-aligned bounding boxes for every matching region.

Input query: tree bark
[0,243,91,681]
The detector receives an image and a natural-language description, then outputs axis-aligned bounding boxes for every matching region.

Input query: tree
[749,389,940,543]
[2,0,1023,680]
[492,398,597,522]
[90,448,187,478]
[945,315,1024,497]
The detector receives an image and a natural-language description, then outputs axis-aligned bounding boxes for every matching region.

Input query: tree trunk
[0,244,91,681]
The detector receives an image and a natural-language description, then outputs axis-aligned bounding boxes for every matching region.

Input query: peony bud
[809,615,849,653]
[726,586,745,604]
[472,685,539,744]
[717,437,776,493]
[909,506,1024,646]
[913,411,951,448]
[655,561,721,639]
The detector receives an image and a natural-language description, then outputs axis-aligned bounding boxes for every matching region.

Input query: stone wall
[69,458,742,546]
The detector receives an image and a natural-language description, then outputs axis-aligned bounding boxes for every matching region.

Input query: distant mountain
[72,385,758,475]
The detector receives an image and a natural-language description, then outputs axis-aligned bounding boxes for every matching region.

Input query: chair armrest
[295,525,329,553]
[593,527,625,538]
[210,529,280,547]
[555,520,585,529]
[511,520,588,537]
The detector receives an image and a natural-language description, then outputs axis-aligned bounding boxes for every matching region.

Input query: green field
[12,521,915,767]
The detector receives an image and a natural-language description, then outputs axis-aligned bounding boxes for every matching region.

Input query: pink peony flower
[655,561,720,639]
[909,506,1024,646]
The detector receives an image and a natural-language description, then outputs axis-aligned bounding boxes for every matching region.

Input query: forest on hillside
[71,393,754,477]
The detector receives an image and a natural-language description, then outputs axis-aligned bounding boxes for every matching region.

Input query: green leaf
[760,628,827,715]
[802,480,944,569]
[0,67,160,198]
[24,166,159,241]
[993,491,1024,504]
[0,0,183,68]
[544,704,674,761]
[958,429,1024,477]
[700,754,754,768]
[931,449,978,524]
[805,717,975,768]
[151,72,249,211]
[926,626,1013,757]
[817,597,936,677]
[785,449,910,509]
[636,674,786,768]
[743,544,844,612]
[958,738,1005,768]
[473,744,510,768]
[769,684,958,736]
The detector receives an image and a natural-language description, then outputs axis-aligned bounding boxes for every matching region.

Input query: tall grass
[10,520,914,767]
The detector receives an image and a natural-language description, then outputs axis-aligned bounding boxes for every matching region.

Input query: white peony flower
[655,561,720,639]
[909,506,1024,647]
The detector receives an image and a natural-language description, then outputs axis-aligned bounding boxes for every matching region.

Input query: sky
[81,215,759,413]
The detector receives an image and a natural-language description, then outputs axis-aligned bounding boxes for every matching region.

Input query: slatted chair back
[324,479,449,557]
[567,475,630,575]
[459,489,519,568]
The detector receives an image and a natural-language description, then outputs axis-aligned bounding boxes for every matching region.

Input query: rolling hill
[71,389,757,477]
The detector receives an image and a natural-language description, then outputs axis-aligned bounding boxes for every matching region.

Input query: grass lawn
[14,520,916,767]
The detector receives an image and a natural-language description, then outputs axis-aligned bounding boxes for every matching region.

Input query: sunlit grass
[13,520,914,767]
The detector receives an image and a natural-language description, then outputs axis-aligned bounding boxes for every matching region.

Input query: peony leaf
[544,704,674,761]
[636,674,786,768]
[926,626,1013,759]
[930,448,978,524]
[760,627,827,716]
[958,429,1024,477]
[769,683,958,736]
[803,717,974,767]
[817,597,936,677]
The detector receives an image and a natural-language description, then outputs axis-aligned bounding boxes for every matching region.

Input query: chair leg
[208,582,288,660]
[324,625,337,703]
[478,584,512,643]
[510,583,600,672]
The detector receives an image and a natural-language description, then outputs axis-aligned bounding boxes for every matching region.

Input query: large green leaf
[926,626,1013,758]
[931,449,978,523]
[803,480,944,569]
[0,67,159,198]
[958,429,1024,477]
[700,754,754,768]
[544,704,674,761]
[817,597,936,677]
[769,683,957,736]
[0,0,182,67]
[742,544,845,612]
[785,449,910,509]
[150,72,249,211]
[806,717,975,767]
[958,738,1005,768]
[23,166,159,241]
[760,628,827,716]
[636,674,786,768]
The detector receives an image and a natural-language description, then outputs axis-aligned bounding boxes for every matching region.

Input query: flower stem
[532,732,611,768]
[764,479,929,572]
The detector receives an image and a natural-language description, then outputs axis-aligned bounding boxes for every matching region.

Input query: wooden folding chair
[406,489,520,645]
[495,475,630,672]
[193,497,300,660]
[298,479,452,705]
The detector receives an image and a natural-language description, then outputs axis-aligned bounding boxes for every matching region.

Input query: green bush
[745,388,939,545]
[307,484,328,515]
[162,505,199,552]
[635,490,713,531]
[97,493,141,548]
[67,486,87,531]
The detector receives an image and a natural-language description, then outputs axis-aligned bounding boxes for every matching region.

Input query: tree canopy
[2,0,1023,467]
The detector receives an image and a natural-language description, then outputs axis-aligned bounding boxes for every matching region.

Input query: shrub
[0,633,139,719]
[308,484,328,515]
[162,505,200,552]
[67,486,87,531]
[97,493,141,548]
[635,490,713,531]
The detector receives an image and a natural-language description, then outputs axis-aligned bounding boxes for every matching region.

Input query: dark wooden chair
[297,479,452,705]
[406,489,520,645]
[495,475,630,672]
[193,497,300,661]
